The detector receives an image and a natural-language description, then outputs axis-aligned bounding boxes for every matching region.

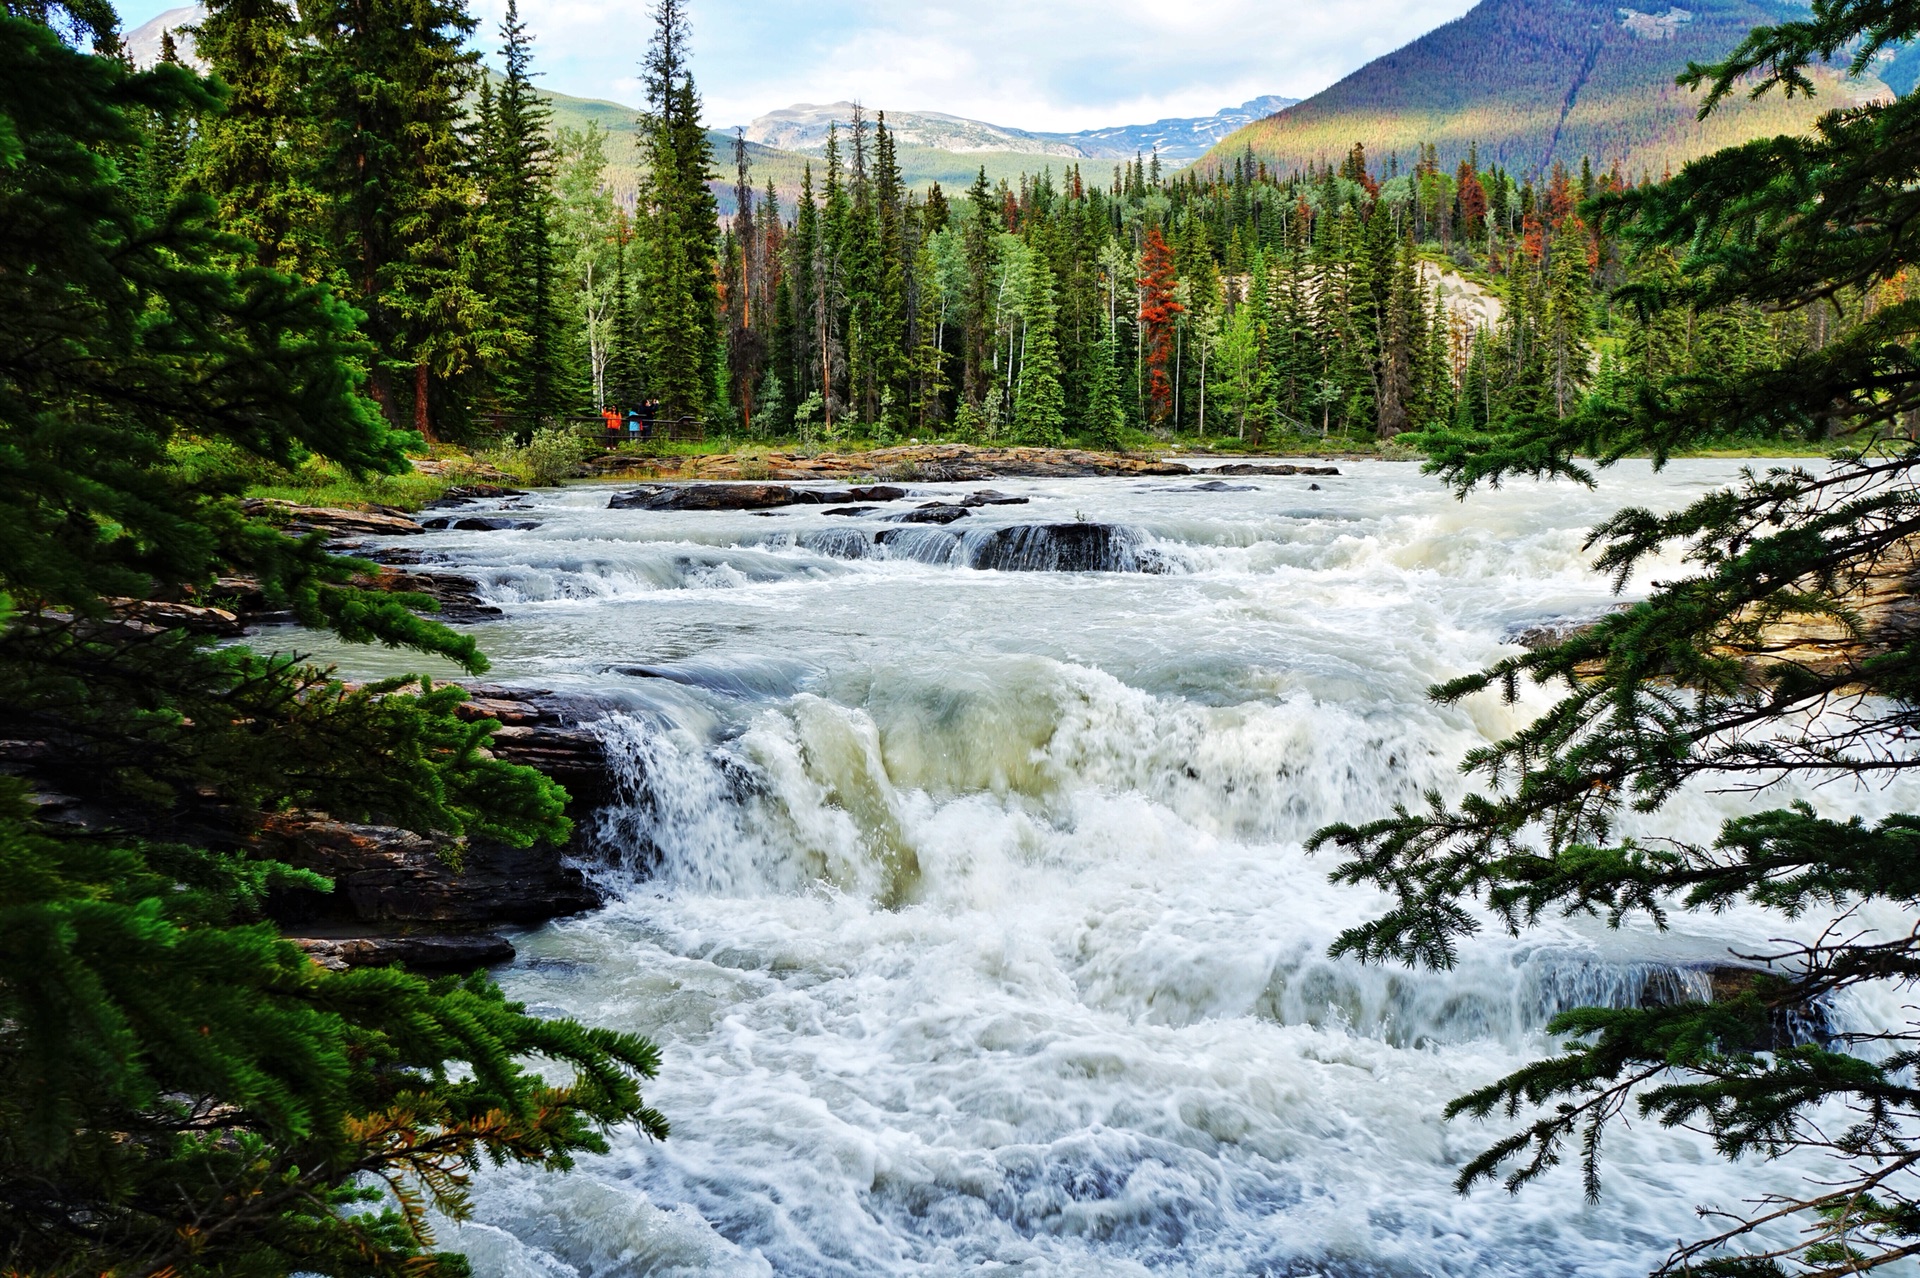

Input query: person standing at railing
[626,407,641,443]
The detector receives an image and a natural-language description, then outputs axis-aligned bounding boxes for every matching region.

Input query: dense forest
[123,0,1889,453]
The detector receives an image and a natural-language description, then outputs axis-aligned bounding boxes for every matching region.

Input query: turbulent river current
[305,459,1918,1277]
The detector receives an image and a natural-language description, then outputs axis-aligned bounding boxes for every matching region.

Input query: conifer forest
[3,0,1919,1273]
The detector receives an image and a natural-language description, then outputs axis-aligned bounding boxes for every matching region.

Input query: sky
[115,0,1479,132]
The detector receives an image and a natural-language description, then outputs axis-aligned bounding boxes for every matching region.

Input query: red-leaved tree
[1137,226,1182,425]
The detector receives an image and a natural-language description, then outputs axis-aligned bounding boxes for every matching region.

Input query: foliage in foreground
[1311,2,1920,1273]
[0,10,664,1275]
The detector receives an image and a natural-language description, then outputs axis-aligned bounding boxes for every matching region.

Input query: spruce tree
[302,0,491,439]
[1314,2,1920,1270]
[1013,258,1067,444]
[634,0,718,426]
[191,0,315,275]
[483,0,562,426]
[0,14,665,1273]
[962,166,996,409]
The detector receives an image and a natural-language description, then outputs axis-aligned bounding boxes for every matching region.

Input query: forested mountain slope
[1198,0,1889,179]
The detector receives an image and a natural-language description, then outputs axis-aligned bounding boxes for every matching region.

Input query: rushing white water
[298,459,1919,1277]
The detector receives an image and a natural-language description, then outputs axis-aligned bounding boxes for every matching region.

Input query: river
[298,458,1917,1277]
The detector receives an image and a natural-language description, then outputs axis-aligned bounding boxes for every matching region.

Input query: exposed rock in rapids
[609,483,908,511]
[261,813,600,930]
[1654,962,1832,1051]
[957,489,1030,506]
[373,569,501,623]
[967,523,1147,573]
[422,483,528,508]
[294,931,517,973]
[1210,463,1342,477]
[192,564,500,627]
[1509,608,1632,650]
[420,515,539,531]
[823,505,882,517]
[886,504,972,525]
[1188,480,1256,492]
[456,684,619,809]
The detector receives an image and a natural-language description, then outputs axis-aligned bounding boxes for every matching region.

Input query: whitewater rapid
[300,460,1918,1277]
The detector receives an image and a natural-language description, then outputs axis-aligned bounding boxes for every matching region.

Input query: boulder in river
[967,523,1145,572]
[422,484,528,508]
[957,489,1030,507]
[1210,463,1341,477]
[886,504,972,525]
[609,483,908,511]
[1189,480,1256,492]
[420,515,538,531]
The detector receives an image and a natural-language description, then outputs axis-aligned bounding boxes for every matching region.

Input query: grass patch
[247,463,462,511]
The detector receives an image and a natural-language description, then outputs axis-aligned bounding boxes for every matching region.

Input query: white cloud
[460,0,1479,129]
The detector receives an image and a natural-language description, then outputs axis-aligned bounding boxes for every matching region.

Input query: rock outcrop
[293,931,518,973]
[242,498,424,541]
[261,813,600,931]
[257,684,619,971]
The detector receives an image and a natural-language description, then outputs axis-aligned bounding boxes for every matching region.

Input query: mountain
[125,4,202,67]
[740,97,1299,163]
[1196,0,1890,181]
[119,6,1257,203]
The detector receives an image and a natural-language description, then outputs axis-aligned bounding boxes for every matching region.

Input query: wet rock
[609,483,908,512]
[957,489,1030,507]
[294,931,516,972]
[261,813,600,929]
[887,504,972,525]
[420,515,538,531]
[374,569,501,623]
[1659,962,1832,1050]
[824,505,882,517]
[243,498,423,539]
[968,523,1141,572]
[455,684,619,809]
[422,484,527,508]
[105,598,245,636]
[1509,605,1634,650]
[1189,480,1256,492]
[1309,483,1322,491]
[1210,463,1341,477]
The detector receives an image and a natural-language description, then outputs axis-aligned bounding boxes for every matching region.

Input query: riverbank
[242,438,1843,514]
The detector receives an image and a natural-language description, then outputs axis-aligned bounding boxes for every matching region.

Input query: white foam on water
[302,461,1917,1276]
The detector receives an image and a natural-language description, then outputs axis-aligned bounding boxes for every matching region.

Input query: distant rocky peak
[124,3,207,69]
[1618,6,1695,39]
